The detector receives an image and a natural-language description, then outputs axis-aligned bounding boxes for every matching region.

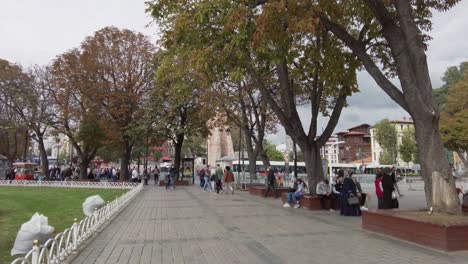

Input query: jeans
[165,176,175,189]
[203,176,211,191]
[200,177,205,187]
[215,180,223,193]
[286,192,303,204]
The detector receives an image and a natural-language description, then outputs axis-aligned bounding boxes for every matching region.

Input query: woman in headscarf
[382,167,398,209]
[340,169,361,216]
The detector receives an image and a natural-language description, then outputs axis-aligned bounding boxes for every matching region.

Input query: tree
[373,119,397,164]
[213,78,276,179]
[288,150,304,163]
[434,62,468,109]
[440,70,468,174]
[51,27,155,180]
[0,61,54,175]
[399,128,418,165]
[0,59,32,163]
[152,50,211,178]
[264,141,284,161]
[50,51,106,179]
[312,0,462,213]
[147,0,359,195]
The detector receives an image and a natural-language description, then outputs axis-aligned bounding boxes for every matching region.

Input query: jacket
[267,169,275,182]
[375,178,383,198]
[224,171,235,183]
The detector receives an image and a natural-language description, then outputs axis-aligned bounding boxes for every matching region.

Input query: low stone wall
[362,210,468,251]
[248,185,290,197]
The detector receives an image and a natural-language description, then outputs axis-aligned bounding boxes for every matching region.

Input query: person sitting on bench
[283,179,306,208]
[316,179,335,211]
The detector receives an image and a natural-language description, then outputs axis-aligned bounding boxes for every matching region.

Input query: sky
[1,1,467,145]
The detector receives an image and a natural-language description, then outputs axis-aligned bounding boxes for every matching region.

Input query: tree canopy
[373,119,397,165]
[440,68,468,170]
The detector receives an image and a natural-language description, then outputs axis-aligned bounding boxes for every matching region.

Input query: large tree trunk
[173,134,184,181]
[258,145,271,168]
[413,116,460,214]
[318,11,461,214]
[23,130,29,161]
[36,135,49,179]
[120,140,132,181]
[79,162,89,180]
[301,143,324,196]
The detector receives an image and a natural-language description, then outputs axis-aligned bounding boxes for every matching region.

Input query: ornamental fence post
[31,240,39,264]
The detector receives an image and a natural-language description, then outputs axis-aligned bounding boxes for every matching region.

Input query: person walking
[199,166,206,188]
[143,168,149,185]
[223,166,235,194]
[264,166,278,198]
[215,164,224,193]
[166,165,176,189]
[131,168,139,183]
[154,167,160,185]
[375,169,384,209]
[203,166,212,192]
[340,173,361,216]
[382,167,398,209]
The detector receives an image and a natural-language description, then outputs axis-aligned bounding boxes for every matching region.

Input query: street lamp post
[328,141,345,187]
[293,140,298,178]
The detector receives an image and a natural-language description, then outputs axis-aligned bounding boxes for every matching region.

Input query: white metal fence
[0,180,139,189]
[9,183,143,264]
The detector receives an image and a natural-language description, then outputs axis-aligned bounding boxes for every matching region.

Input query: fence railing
[10,183,142,264]
[0,180,139,189]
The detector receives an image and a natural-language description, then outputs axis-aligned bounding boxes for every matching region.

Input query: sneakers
[283,203,291,208]
[329,208,335,212]
[294,204,300,209]
[360,206,368,211]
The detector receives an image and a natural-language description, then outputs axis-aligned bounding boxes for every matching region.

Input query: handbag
[347,196,359,205]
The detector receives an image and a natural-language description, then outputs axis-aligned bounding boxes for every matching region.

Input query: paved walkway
[71,185,468,264]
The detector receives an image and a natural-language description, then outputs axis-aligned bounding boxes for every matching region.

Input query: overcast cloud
[1,1,467,146]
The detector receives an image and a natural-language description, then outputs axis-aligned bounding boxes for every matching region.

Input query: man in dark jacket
[264,166,278,198]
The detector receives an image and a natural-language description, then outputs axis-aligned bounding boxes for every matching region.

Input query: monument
[207,127,234,166]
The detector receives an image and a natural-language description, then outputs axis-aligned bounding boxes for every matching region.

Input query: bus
[231,160,358,179]
[232,160,306,179]
[362,164,418,176]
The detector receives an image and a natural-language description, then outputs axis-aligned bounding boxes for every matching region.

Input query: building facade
[320,136,341,164]
[336,124,372,163]
[370,118,415,165]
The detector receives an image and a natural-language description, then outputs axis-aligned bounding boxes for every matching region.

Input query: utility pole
[238,127,242,185]
[293,140,297,178]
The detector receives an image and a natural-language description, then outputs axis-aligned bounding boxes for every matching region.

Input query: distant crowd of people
[197,164,236,194]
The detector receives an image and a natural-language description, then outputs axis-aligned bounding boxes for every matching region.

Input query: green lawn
[0,187,127,263]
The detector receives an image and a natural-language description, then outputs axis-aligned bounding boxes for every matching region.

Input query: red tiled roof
[335,131,348,135]
[348,123,370,130]
[343,131,368,136]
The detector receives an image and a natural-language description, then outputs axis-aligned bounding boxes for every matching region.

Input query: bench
[248,185,291,198]
[281,193,341,210]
